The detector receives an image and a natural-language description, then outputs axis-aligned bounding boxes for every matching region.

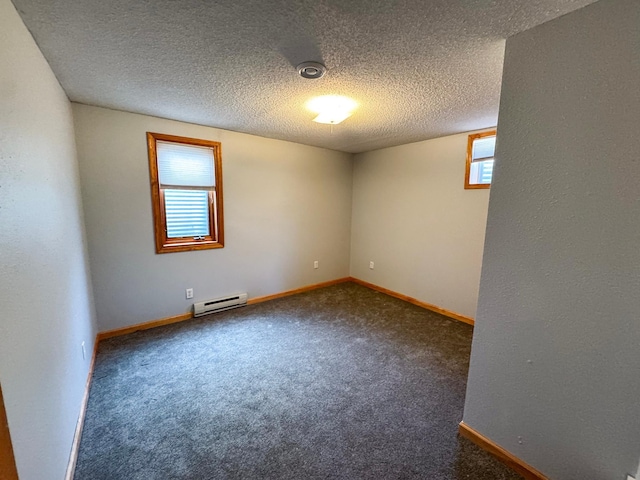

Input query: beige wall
[0,1,98,478]
[73,104,353,331]
[350,131,492,319]
[463,0,640,478]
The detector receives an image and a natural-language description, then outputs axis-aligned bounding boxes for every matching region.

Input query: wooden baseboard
[0,385,19,480]
[64,338,99,480]
[247,277,351,305]
[458,422,548,480]
[97,312,193,341]
[96,278,353,340]
[348,277,475,325]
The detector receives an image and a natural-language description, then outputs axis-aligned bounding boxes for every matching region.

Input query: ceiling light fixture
[306,95,358,125]
[297,61,326,79]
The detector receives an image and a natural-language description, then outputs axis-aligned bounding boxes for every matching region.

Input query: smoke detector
[297,62,326,79]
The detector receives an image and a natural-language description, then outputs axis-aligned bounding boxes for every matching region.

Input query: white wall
[73,104,353,332]
[350,131,492,319]
[0,1,98,479]
[463,0,640,478]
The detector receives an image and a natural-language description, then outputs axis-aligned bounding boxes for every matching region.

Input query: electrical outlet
[369,261,374,269]
[81,341,86,360]
[314,260,319,269]
[186,288,194,299]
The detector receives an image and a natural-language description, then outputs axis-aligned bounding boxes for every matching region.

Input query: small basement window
[147,132,224,254]
[465,130,496,189]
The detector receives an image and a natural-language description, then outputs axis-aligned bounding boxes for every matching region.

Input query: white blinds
[472,136,496,161]
[164,189,210,238]
[156,139,215,239]
[479,160,494,183]
[157,141,215,187]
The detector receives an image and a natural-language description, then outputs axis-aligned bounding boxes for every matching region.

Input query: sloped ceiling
[12,0,597,153]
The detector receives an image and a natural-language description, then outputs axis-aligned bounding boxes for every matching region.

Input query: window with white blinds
[157,141,215,187]
[163,189,210,238]
[465,130,496,189]
[147,133,224,253]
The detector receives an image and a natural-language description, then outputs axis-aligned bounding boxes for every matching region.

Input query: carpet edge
[65,337,99,480]
[247,277,351,305]
[349,277,475,325]
[97,277,353,341]
[458,422,549,480]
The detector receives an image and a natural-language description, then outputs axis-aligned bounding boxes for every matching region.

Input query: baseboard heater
[193,293,248,317]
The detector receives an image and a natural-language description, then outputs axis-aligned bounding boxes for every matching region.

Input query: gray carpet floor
[75,282,521,479]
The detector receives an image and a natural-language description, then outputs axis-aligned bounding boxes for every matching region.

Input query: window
[147,132,224,253]
[465,130,496,189]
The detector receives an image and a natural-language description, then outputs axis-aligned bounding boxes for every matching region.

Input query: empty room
[1,0,639,479]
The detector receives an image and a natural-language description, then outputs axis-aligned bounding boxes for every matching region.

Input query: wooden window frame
[147,132,224,254]
[465,130,496,190]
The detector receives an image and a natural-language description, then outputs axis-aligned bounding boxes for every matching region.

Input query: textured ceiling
[12,0,597,153]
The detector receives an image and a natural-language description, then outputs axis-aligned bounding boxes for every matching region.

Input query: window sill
[464,183,491,190]
[156,240,224,254]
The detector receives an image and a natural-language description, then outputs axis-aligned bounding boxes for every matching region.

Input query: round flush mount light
[297,61,326,79]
